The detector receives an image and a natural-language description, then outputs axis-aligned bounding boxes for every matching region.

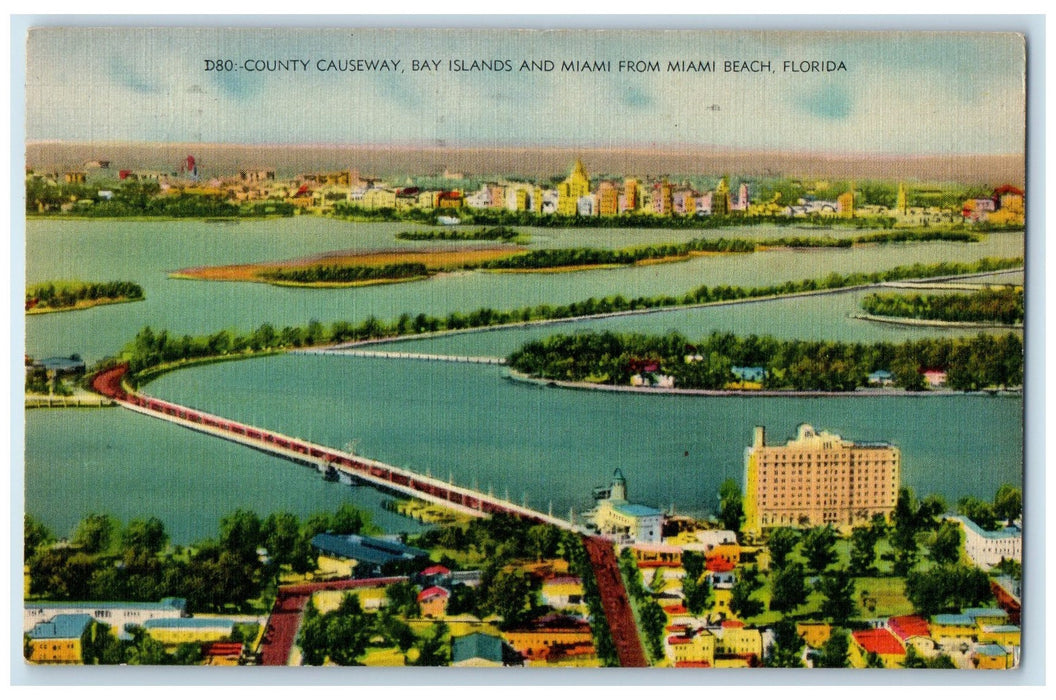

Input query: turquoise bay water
[25,219,1024,363]
[23,220,1025,543]
[141,355,1022,538]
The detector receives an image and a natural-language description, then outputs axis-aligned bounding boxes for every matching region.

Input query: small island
[857,287,1024,327]
[26,280,144,314]
[395,225,527,243]
[506,329,1023,393]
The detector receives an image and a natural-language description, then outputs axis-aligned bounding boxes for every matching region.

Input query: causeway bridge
[91,364,570,528]
[298,348,506,365]
[91,363,648,667]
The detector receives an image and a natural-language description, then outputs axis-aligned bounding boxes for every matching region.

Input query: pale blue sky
[25,28,1025,155]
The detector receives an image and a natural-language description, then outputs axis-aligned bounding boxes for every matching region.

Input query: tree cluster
[27,280,143,310]
[395,226,521,241]
[24,505,375,613]
[862,288,1024,325]
[507,329,1024,392]
[260,262,428,284]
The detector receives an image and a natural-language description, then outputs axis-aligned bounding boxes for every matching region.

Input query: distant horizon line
[25,139,1024,161]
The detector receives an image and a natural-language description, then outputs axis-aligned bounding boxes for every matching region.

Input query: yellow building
[897,182,908,215]
[503,621,593,663]
[929,614,978,642]
[654,178,673,216]
[25,613,92,664]
[744,424,900,536]
[714,623,762,659]
[622,178,639,213]
[837,190,855,218]
[142,617,235,646]
[362,188,397,210]
[540,576,586,613]
[711,177,732,216]
[987,185,1024,226]
[979,625,1020,648]
[849,628,906,668]
[666,629,716,667]
[557,159,591,216]
[597,182,618,216]
[314,587,389,613]
[974,643,1015,669]
[506,186,530,212]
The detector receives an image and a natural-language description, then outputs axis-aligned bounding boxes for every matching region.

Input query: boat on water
[436,215,461,226]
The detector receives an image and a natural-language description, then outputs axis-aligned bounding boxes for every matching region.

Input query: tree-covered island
[26,280,144,314]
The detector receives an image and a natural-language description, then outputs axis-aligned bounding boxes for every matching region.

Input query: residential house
[849,628,906,668]
[973,643,1015,669]
[25,613,93,664]
[417,586,450,618]
[540,575,585,612]
[887,615,939,658]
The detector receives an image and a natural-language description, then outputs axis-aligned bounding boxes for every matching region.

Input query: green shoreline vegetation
[107,256,1022,389]
[860,287,1024,326]
[506,330,1023,392]
[259,262,429,285]
[199,229,995,290]
[26,280,144,313]
[395,226,525,242]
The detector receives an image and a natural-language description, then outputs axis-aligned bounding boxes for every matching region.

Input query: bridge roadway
[91,364,648,667]
[92,364,573,527]
[298,348,507,365]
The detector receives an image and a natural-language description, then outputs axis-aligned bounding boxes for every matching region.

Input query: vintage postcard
[21,25,1026,672]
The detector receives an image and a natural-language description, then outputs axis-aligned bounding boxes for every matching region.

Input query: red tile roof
[667,636,693,645]
[722,620,745,629]
[421,565,450,576]
[888,615,930,640]
[662,604,688,615]
[417,585,450,602]
[203,642,243,657]
[852,628,906,656]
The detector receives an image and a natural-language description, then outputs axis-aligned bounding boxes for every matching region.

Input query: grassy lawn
[854,576,914,618]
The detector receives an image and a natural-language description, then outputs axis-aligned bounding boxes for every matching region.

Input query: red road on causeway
[583,536,648,668]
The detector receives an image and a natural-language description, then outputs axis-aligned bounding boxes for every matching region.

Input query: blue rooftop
[965,608,1009,620]
[983,625,1020,633]
[952,516,1021,539]
[311,533,428,567]
[975,643,1010,657]
[26,598,186,612]
[452,632,505,664]
[932,614,975,626]
[612,502,663,518]
[27,613,93,640]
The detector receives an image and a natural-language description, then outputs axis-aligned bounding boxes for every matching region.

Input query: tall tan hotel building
[743,424,900,536]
